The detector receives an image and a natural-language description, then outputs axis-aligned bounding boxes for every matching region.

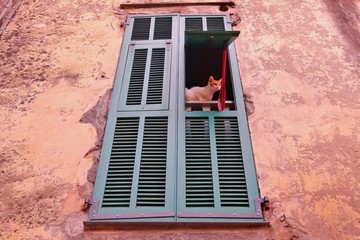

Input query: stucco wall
[0,0,21,32]
[0,0,359,239]
[237,0,360,239]
[0,0,7,11]
[0,0,9,12]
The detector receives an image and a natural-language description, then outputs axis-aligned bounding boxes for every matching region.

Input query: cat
[185,76,222,101]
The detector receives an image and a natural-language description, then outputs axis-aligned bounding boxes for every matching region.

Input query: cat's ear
[209,76,214,82]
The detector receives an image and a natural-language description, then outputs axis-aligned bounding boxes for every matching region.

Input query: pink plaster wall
[0,0,359,239]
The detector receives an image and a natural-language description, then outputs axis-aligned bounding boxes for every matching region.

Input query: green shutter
[131,18,151,40]
[177,114,261,221]
[90,114,176,220]
[185,16,225,31]
[131,16,173,41]
[177,15,262,222]
[137,116,170,207]
[215,117,249,207]
[101,116,172,210]
[102,117,139,208]
[118,43,171,111]
[153,17,173,40]
[88,14,263,224]
[185,17,203,31]
[184,117,214,208]
[206,17,225,31]
[89,15,178,221]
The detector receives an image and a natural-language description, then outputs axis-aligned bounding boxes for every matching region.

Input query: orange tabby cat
[185,76,222,101]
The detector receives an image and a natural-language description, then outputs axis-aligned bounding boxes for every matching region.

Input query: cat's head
[208,76,222,91]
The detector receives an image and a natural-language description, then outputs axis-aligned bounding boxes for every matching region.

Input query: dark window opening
[185,47,234,101]
[184,30,239,111]
[185,46,235,111]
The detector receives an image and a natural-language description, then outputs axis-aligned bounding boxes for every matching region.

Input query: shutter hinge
[125,16,130,25]
[166,41,171,50]
[81,197,92,211]
[225,13,232,23]
[261,196,270,210]
[130,42,136,52]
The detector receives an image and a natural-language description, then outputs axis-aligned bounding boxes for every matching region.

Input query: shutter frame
[177,114,261,219]
[118,43,172,111]
[90,14,179,221]
[89,14,263,223]
[177,15,262,221]
[90,114,177,220]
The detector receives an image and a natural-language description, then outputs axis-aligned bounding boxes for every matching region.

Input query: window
[86,14,263,224]
[184,30,239,111]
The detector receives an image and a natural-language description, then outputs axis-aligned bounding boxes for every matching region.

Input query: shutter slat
[206,17,225,31]
[181,116,252,212]
[126,49,147,105]
[131,18,151,40]
[120,44,169,110]
[102,118,139,208]
[185,117,214,208]
[91,14,262,222]
[147,48,165,104]
[185,18,203,31]
[215,117,250,207]
[136,117,168,207]
[154,17,172,39]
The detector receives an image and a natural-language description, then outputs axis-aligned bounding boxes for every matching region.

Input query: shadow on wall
[323,0,360,49]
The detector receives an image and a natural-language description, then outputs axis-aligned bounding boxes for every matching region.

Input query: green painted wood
[90,13,262,223]
[94,114,177,218]
[208,116,221,208]
[185,31,240,48]
[131,16,173,41]
[177,15,262,220]
[90,14,179,221]
[184,16,226,31]
[118,43,171,111]
[178,115,254,215]
[206,17,226,31]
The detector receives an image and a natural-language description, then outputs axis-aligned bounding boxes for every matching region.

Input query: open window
[85,14,264,228]
[185,31,239,111]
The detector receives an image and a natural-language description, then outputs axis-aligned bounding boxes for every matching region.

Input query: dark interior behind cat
[185,47,233,101]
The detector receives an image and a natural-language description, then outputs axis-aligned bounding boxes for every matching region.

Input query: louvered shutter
[177,15,262,221]
[88,14,263,224]
[177,114,262,220]
[118,43,171,111]
[185,16,225,31]
[91,113,176,220]
[182,116,249,209]
[90,15,178,221]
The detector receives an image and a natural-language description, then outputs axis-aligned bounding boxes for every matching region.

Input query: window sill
[186,100,234,111]
[83,220,270,231]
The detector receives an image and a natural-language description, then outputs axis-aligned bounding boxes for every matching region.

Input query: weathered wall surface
[0,0,359,239]
[0,0,21,34]
[0,0,7,11]
[237,0,360,239]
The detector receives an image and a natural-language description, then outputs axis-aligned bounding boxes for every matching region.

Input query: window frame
[86,13,264,225]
